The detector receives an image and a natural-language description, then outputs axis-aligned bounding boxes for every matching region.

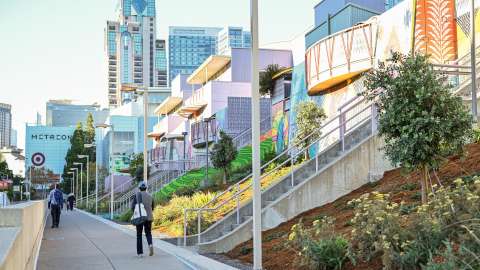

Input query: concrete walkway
[37,210,191,270]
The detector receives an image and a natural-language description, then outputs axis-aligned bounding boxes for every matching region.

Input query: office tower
[0,103,12,148]
[168,26,222,82]
[386,0,404,10]
[155,39,168,87]
[46,100,109,127]
[10,129,17,148]
[217,26,252,56]
[105,0,158,108]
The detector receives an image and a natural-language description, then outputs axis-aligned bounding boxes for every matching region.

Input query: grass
[153,138,273,203]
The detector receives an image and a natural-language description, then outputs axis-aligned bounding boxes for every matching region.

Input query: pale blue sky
[0,0,317,149]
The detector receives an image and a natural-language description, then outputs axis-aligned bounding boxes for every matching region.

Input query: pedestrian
[48,184,64,228]
[130,181,155,257]
[67,193,76,211]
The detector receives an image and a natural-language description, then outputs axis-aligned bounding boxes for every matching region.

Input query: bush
[117,209,133,222]
[153,191,217,235]
[288,217,353,270]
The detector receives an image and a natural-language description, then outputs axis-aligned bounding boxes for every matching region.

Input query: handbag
[131,192,148,226]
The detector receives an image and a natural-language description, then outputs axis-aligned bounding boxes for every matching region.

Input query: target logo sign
[31,153,46,167]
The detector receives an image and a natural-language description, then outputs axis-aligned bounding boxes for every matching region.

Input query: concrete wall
[198,135,393,253]
[0,200,47,270]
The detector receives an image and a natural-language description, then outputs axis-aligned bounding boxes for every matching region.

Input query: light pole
[203,117,214,185]
[471,0,478,121]
[250,0,262,268]
[67,172,75,196]
[70,168,78,198]
[73,162,83,201]
[121,85,149,185]
[182,131,188,172]
[96,123,115,220]
[78,155,89,208]
[85,144,98,214]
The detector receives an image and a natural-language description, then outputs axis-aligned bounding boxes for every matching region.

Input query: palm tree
[259,64,283,96]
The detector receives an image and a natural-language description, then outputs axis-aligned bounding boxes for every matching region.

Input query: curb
[75,209,238,270]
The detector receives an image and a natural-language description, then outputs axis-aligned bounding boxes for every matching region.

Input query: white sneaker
[138,254,144,258]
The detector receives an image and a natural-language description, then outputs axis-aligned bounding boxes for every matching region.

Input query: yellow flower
[453,178,464,186]
[288,232,296,241]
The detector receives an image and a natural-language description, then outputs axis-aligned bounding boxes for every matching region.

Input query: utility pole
[250,0,262,269]
[471,0,478,121]
[143,88,149,185]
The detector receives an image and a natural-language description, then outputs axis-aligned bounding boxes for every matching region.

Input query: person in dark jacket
[67,193,76,211]
[130,181,155,257]
[48,184,64,228]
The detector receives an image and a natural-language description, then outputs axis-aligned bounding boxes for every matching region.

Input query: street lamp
[67,172,75,196]
[70,168,78,198]
[250,0,262,268]
[84,144,98,214]
[73,162,83,201]
[203,116,215,185]
[96,123,115,220]
[78,155,89,208]
[121,84,149,185]
[182,131,188,172]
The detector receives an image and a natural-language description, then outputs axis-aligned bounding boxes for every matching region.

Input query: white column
[143,88,149,185]
[110,126,115,220]
[250,0,262,269]
[471,0,478,121]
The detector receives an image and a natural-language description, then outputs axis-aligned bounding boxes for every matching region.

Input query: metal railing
[183,94,375,245]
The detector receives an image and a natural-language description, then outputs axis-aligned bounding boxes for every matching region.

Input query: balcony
[305,21,376,95]
[191,119,217,147]
[151,114,185,140]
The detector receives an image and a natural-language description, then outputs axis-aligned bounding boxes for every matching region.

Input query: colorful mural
[271,102,289,154]
[414,0,458,63]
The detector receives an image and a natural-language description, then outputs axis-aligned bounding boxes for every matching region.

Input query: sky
[0,0,318,150]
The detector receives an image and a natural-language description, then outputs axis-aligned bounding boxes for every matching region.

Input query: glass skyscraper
[386,0,404,10]
[105,0,162,108]
[0,103,12,148]
[155,39,168,87]
[168,26,252,82]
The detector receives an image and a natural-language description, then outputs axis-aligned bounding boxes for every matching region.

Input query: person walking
[67,193,76,211]
[130,181,155,257]
[48,184,64,228]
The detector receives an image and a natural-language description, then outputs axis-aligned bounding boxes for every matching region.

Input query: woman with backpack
[130,181,155,257]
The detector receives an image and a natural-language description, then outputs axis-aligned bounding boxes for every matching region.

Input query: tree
[61,122,86,193]
[211,131,238,185]
[363,52,472,204]
[260,64,283,96]
[293,100,327,159]
[84,113,96,160]
[129,153,144,181]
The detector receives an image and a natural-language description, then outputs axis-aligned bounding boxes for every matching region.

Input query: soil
[225,143,480,270]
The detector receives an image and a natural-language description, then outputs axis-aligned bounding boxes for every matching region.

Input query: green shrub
[400,183,417,191]
[288,217,353,270]
[116,209,133,222]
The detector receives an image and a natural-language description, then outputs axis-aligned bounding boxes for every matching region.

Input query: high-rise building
[10,129,17,148]
[217,26,252,56]
[0,103,12,148]
[168,26,222,82]
[155,39,168,87]
[385,0,403,10]
[46,100,109,127]
[105,0,159,108]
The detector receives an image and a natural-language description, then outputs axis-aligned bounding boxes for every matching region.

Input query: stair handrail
[183,94,375,245]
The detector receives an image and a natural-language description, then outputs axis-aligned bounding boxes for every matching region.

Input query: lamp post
[70,168,78,199]
[182,131,188,172]
[67,172,74,195]
[96,123,115,220]
[78,155,89,208]
[250,0,262,268]
[121,84,149,185]
[471,0,478,121]
[73,162,83,201]
[84,144,98,214]
[203,117,214,185]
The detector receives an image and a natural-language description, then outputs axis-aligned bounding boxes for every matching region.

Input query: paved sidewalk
[37,210,191,270]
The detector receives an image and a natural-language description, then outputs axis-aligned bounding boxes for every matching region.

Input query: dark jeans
[68,201,74,210]
[51,204,61,227]
[136,221,152,255]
